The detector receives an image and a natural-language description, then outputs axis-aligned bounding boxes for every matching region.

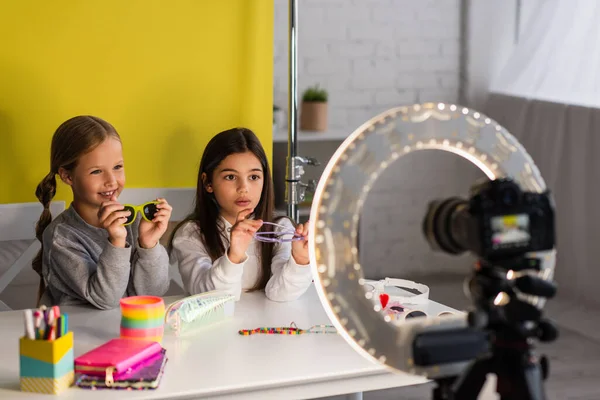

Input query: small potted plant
[300,84,328,132]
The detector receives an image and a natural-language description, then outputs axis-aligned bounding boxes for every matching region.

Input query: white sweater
[171,218,313,302]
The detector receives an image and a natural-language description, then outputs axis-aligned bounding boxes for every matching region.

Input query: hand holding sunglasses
[122,201,160,226]
[291,222,310,265]
[134,198,173,249]
[253,221,304,243]
[228,208,263,264]
[253,221,309,264]
[98,195,132,248]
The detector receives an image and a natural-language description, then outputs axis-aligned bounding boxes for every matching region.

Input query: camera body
[416,177,558,388]
[423,178,555,262]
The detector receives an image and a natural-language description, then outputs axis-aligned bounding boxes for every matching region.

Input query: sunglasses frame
[254,221,304,243]
[122,201,160,226]
[363,277,430,305]
[384,302,456,320]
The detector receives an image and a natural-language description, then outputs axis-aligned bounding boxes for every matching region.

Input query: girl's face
[61,137,126,209]
[206,151,264,224]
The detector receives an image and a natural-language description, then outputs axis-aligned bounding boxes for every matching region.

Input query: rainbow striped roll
[119,326,164,343]
[120,316,163,329]
[120,296,165,343]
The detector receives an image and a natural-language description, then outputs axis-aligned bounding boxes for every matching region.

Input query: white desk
[0,285,458,399]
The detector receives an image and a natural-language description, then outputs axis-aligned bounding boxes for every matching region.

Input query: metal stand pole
[285,0,300,222]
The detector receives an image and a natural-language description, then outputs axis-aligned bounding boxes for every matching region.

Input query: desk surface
[0,285,458,399]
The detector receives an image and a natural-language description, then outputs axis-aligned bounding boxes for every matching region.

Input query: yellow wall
[0,1,273,204]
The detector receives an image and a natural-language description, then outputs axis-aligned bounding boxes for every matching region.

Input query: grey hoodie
[41,206,170,309]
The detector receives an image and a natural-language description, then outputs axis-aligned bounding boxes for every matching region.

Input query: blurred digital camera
[422,178,555,262]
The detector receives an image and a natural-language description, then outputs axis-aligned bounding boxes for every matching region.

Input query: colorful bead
[238,322,336,335]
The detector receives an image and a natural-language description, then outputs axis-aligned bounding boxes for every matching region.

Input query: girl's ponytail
[32,172,57,305]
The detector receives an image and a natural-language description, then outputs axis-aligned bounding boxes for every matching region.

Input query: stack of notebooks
[74,338,167,390]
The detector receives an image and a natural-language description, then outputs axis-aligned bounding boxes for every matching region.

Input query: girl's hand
[138,198,172,249]
[291,221,310,265]
[98,196,130,248]
[228,208,263,263]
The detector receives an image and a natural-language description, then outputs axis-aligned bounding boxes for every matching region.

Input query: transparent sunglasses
[384,302,457,320]
[253,221,304,243]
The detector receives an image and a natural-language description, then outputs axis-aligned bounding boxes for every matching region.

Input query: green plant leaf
[302,84,328,102]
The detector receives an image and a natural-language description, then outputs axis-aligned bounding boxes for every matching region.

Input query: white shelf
[272,128,351,143]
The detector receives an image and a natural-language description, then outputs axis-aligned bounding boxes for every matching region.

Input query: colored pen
[52,306,61,339]
[44,308,55,340]
[62,313,69,336]
[33,310,42,340]
[23,309,35,340]
[56,316,63,338]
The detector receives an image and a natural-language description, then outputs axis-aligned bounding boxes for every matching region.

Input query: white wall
[518,0,545,39]
[464,0,548,109]
[273,0,461,132]
[359,150,485,280]
[465,0,518,108]
[490,0,600,108]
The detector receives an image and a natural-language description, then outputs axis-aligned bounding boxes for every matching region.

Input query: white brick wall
[273,0,461,130]
[359,151,484,279]
[274,0,482,283]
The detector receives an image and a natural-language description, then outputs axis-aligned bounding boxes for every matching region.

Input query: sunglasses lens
[143,203,158,220]
[406,310,427,319]
[123,206,136,225]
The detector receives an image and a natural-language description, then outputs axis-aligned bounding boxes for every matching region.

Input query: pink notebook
[75,348,167,390]
[74,338,162,384]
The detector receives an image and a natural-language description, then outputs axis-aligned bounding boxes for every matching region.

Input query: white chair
[0,202,66,310]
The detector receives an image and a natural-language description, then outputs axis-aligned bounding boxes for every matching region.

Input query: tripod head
[467,257,558,341]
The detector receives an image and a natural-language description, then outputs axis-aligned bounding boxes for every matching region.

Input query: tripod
[432,258,558,400]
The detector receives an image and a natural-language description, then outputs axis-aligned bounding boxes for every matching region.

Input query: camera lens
[422,198,468,255]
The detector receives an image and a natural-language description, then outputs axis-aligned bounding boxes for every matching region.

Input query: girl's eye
[90,170,101,175]
[250,175,262,181]
[224,175,236,181]
[114,164,124,170]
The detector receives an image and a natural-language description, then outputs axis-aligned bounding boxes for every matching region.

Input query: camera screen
[490,214,530,247]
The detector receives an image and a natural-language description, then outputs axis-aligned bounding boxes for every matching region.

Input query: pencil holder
[120,296,165,343]
[19,331,74,394]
